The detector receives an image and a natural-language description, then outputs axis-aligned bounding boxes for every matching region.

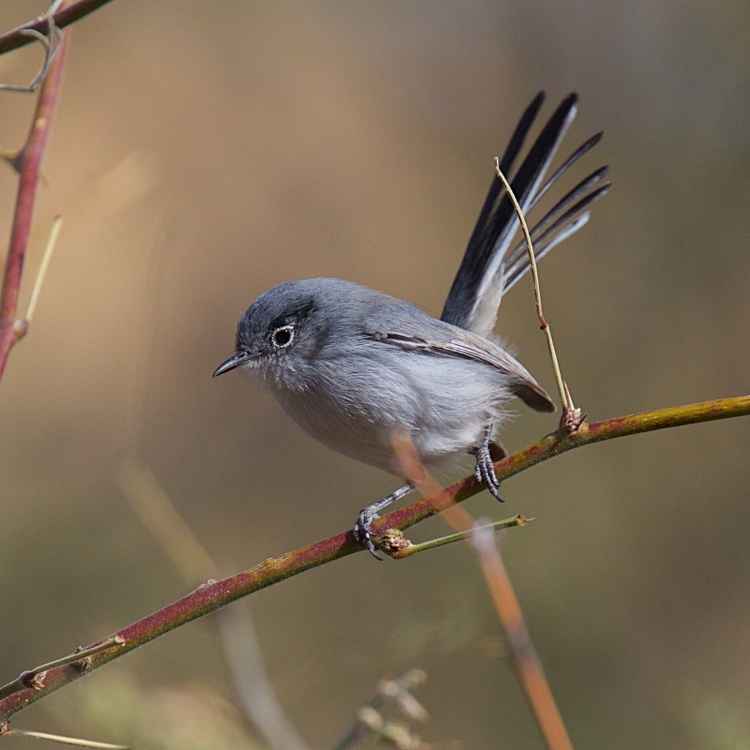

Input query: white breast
[262,348,513,476]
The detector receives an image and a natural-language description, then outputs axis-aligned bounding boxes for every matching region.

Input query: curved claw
[351,484,413,561]
[354,508,385,561]
[473,432,505,502]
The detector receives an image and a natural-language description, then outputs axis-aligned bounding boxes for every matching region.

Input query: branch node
[0,3,64,95]
[560,407,585,434]
[71,658,91,675]
[12,319,28,338]
[19,670,46,691]
[379,529,413,558]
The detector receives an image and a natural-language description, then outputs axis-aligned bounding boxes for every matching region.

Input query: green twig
[381,514,532,559]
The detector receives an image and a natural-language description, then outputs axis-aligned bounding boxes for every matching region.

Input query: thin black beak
[213,351,251,377]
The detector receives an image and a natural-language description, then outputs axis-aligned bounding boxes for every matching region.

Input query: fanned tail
[441,93,610,336]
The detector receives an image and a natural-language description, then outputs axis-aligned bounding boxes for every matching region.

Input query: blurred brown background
[1,1,749,748]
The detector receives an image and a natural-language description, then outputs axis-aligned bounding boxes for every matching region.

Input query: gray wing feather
[367,330,554,412]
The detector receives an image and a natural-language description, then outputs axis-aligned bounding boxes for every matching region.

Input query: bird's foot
[353,483,413,560]
[354,506,385,560]
[473,431,504,502]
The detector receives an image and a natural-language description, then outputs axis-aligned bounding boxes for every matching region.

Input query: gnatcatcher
[214,92,609,558]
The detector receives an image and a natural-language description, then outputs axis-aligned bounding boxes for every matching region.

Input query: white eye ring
[271,325,295,349]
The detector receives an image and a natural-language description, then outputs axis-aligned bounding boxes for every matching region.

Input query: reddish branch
[0,28,68,380]
[0,394,747,724]
[0,0,112,56]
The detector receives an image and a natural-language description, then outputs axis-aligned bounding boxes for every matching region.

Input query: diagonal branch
[0,26,68,380]
[0,0,113,56]
[0,394,748,723]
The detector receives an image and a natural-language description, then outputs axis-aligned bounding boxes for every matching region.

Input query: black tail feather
[441,93,584,334]
[440,93,608,335]
[504,166,610,271]
[529,131,604,210]
[462,92,545,275]
[504,182,611,292]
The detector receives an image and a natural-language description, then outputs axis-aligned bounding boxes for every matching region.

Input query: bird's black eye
[271,324,294,349]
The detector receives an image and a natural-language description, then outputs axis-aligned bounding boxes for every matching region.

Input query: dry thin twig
[333,670,429,750]
[381,514,532,559]
[350,710,427,749]
[493,158,579,424]
[118,461,216,581]
[0,23,68,380]
[0,394,748,722]
[0,1,64,93]
[0,637,124,698]
[2,729,127,750]
[0,0,113,56]
[24,215,62,324]
[217,609,311,750]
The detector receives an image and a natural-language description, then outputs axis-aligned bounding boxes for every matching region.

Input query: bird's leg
[473,425,506,502]
[354,483,414,560]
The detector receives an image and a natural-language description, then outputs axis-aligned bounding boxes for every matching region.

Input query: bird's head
[213,279,332,384]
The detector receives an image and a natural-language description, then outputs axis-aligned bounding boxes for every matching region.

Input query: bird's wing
[367,330,554,413]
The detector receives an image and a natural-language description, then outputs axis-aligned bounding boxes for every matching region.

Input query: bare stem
[493,158,572,413]
[0,394,748,721]
[333,670,428,750]
[387,514,532,559]
[25,215,62,322]
[0,1,64,94]
[3,729,128,750]
[0,0,114,56]
[0,637,124,700]
[0,28,68,379]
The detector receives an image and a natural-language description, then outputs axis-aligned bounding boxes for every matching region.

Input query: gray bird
[214,92,609,558]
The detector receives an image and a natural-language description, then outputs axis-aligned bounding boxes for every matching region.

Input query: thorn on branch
[0,148,25,175]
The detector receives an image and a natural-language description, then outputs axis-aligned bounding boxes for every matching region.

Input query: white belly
[264,351,510,476]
